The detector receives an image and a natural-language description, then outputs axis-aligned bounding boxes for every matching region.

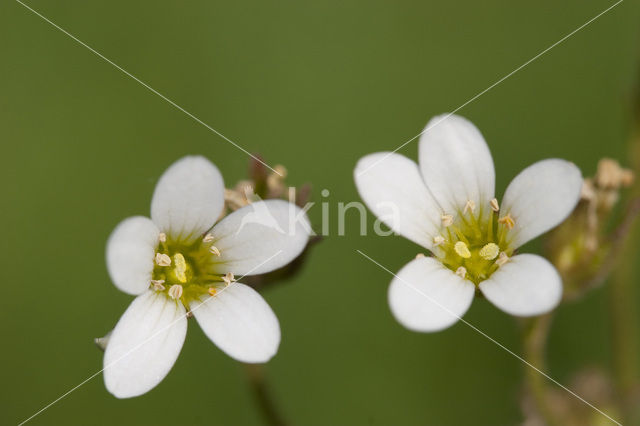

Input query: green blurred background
[1,0,639,424]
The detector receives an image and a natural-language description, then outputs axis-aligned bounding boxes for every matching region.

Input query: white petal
[388,256,476,332]
[151,156,225,244]
[190,283,280,363]
[501,159,582,248]
[106,216,159,295]
[479,254,562,317]
[104,291,187,398]
[354,152,442,250]
[418,114,495,218]
[207,200,310,275]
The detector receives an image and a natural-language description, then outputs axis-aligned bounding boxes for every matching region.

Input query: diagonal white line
[15,0,283,177]
[356,0,624,178]
[356,250,622,425]
[17,250,284,426]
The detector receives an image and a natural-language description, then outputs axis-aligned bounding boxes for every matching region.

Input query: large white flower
[104,156,310,398]
[354,114,582,332]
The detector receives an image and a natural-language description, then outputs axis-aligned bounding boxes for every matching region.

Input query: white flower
[354,114,582,332]
[104,156,310,398]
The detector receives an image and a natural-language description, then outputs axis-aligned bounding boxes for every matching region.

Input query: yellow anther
[209,245,221,256]
[479,243,500,260]
[150,279,165,291]
[496,252,510,266]
[158,232,167,243]
[203,233,215,243]
[173,253,187,283]
[208,287,217,296]
[463,200,476,214]
[222,272,235,286]
[455,266,467,279]
[433,236,445,246]
[454,241,471,259]
[490,198,500,212]
[155,253,171,267]
[168,284,183,300]
[441,214,454,227]
[498,214,515,229]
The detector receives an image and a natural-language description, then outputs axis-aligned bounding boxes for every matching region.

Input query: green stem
[522,314,560,426]
[244,364,288,426]
[608,71,640,423]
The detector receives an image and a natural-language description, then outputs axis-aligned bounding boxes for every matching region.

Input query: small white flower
[354,114,582,332]
[104,156,310,398]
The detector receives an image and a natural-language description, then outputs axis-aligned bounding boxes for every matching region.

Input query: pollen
[433,236,445,246]
[441,214,454,227]
[455,266,467,279]
[222,272,235,286]
[463,200,476,214]
[151,279,165,291]
[203,233,215,243]
[173,253,187,283]
[208,287,217,296]
[498,214,515,229]
[479,243,500,260]
[168,284,183,300]
[209,245,221,256]
[158,232,167,243]
[155,253,171,266]
[490,198,500,212]
[415,253,426,259]
[496,252,510,266]
[454,241,471,259]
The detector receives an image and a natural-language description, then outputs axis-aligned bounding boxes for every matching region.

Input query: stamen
[498,214,515,230]
[415,253,426,259]
[490,198,500,212]
[151,279,165,291]
[203,233,215,243]
[496,252,510,266]
[168,284,183,300]
[441,214,454,227]
[158,232,167,243]
[463,200,476,214]
[173,253,187,283]
[455,266,467,279]
[155,253,171,266]
[209,245,221,256]
[454,241,471,259]
[208,287,217,296]
[222,272,235,286]
[433,236,445,246]
[479,243,499,260]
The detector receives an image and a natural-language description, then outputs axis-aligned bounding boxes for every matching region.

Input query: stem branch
[244,364,288,426]
[522,314,559,426]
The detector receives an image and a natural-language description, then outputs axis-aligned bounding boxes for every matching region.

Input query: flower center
[150,233,233,304]
[433,198,514,284]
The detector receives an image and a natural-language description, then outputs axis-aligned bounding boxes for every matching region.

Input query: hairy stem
[522,314,559,426]
[244,364,288,426]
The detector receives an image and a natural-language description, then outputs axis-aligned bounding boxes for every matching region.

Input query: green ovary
[434,206,513,284]
[152,236,225,302]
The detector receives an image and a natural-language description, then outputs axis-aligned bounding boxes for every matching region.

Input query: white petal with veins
[106,216,159,295]
[190,283,280,363]
[388,256,476,332]
[418,114,495,219]
[501,159,582,249]
[207,200,310,276]
[354,152,441,250]
[104,291,187,398]
[151,156,225,244]
[479,254,562,316]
